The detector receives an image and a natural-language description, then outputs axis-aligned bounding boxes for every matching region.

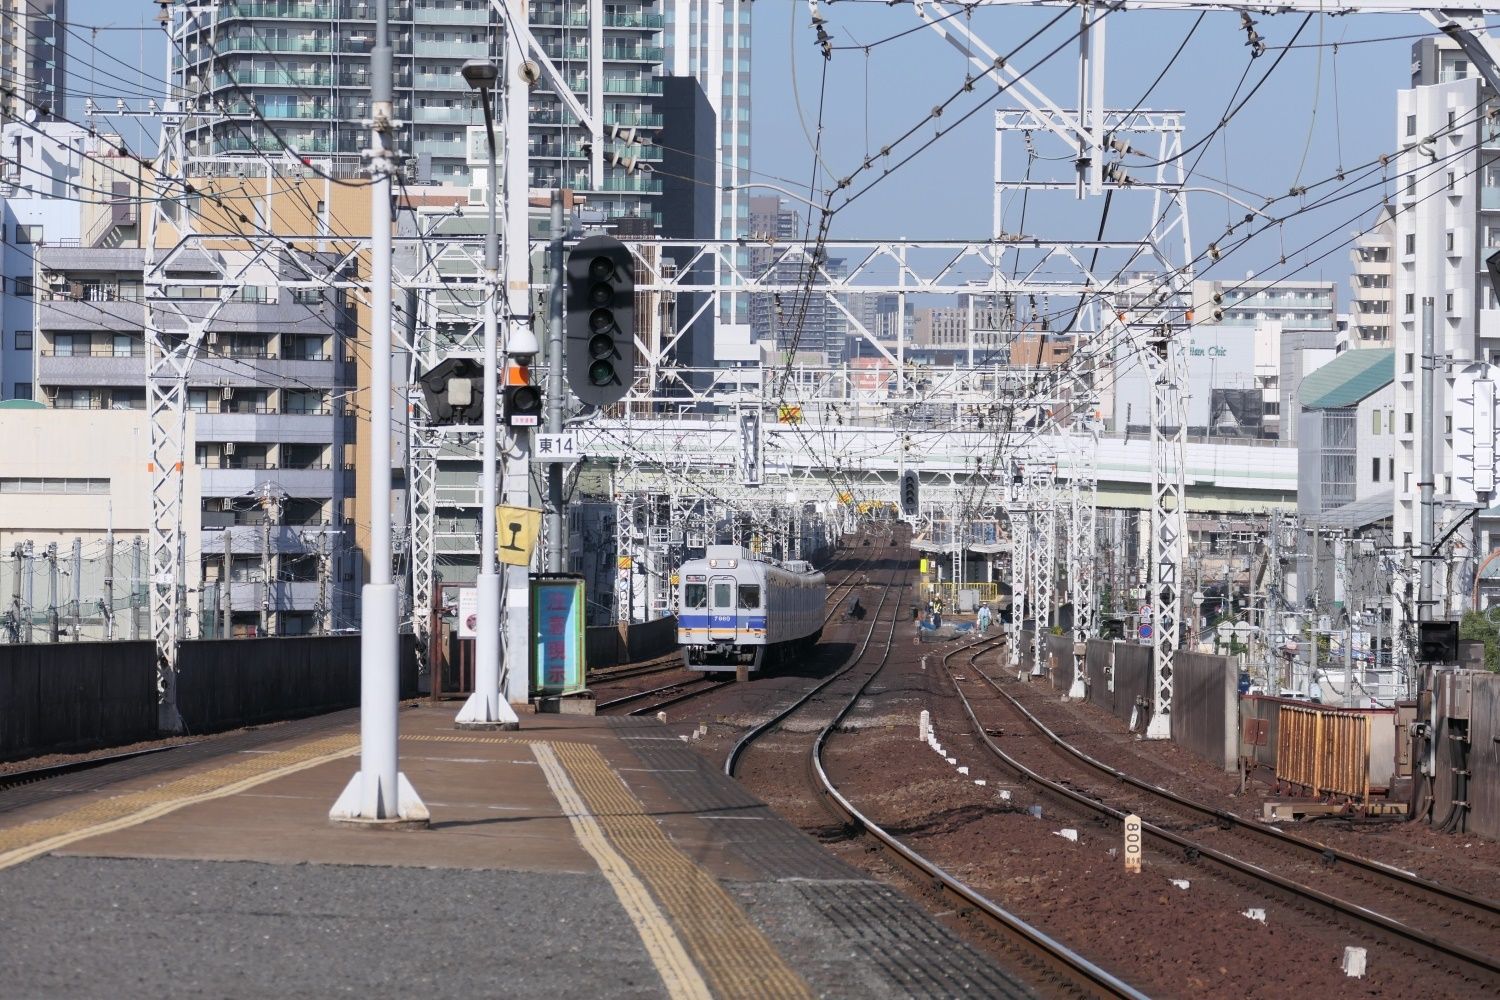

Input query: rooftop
[1300,348,1394,409]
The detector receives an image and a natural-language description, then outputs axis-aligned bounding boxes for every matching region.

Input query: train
[676,545,827,672]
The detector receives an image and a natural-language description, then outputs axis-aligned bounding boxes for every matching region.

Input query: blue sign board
[531,576,585,695]
[1138,623,1153,641]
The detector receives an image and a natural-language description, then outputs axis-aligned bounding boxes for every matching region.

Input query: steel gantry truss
[1028,462,1057,679]
[1067,424,1100,698]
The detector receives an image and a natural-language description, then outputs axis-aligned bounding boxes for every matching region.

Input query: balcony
[413,105,476,124]
[221,2,335,18]
[602,46,663,63]
[1483,186,1500,212]
[197,411,336,444]
[413,37,488,58]
[604,111,662,128]
[202,466,341,499]
[213,69,333,89]
[414,4,488,23]
[601,77,660,95]
[603,12,663,29]
[215,35,333,55]
[412,72,470,91]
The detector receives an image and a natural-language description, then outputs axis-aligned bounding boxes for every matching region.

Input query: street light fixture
[455,57,519,730]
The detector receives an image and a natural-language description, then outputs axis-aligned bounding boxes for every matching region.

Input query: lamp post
[456,58,521,729]
[1191,590,1205,650]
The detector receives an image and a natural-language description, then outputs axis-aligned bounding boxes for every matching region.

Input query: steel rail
[803,628,1148,998]
[722,564,902,776]
[963,644,1500,922]
[944,640,1500,983]
[0,742,203,792]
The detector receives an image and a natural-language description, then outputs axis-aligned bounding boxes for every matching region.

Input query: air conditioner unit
[224,442,237,456]
[207,332,220,346]
[221,386,234,400]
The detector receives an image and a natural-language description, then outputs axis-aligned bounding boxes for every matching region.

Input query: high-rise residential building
[1,0,66,120]
[747,195,846,364]
[1349,205,1396,347]
[168,0,664,220]
[1392,37,1500,621]
[662,0,750,243]
[0,121,85,402]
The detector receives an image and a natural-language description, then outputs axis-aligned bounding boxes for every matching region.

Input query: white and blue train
[677,545,827,672]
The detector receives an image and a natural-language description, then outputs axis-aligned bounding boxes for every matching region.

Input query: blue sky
[65,1,1459,296]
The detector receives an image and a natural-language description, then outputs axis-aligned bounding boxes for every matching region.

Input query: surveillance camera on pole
[565,234,635,407]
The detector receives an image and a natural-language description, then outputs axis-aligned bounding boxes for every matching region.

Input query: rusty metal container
[1275,704,1371,802]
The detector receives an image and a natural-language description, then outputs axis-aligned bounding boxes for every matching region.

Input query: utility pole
[8,543,22,643]
[104,511,115,641]
[130,537,141,641]
[71,537,81,641]
[222,526,233,640]
[547,189,566,573]
[261,509,272,638]
[46,542,58,643]
[21,542,33,644]
[1419,298,1437,626]
[329,0,427,825]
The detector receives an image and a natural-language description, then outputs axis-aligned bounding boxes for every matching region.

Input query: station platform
[0,705,1032,999]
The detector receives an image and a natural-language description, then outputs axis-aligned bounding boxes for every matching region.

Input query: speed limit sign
[1123,813,1142,873]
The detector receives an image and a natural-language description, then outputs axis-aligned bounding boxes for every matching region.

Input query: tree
[1459,610,1500,672]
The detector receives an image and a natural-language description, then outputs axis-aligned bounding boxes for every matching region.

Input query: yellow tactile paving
[0,734,359,872]
[552,740,815,1000]
[533,743,712,1000]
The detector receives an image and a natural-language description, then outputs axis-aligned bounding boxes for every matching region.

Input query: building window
[1449,171,1457,191]
[1405,234,1416,255]
[1371,457,1380,482]
[1407,175,1417,196]
[1389,458,1395,480]
[0,476,108,493]
[1447,416,1454,434]
[1407,114,1417,136]
[13,276,32,297]
[14,224,40,244]
[13,330,31,350]
[1404,294,1415,315]
[1448,232,1455,252]
[1447,292,1455,312]
[11,383,31,400]
[1372,409,1381,434]
[1405,412,1414,433]
[1405,352,1415,373]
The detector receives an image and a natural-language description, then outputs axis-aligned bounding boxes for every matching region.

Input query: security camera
[506,326,540,362]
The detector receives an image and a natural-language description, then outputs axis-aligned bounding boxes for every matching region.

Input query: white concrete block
[656,711,668,724]
[974,779,987,786]
[998,789,1011,801]
[1056,829,1078,842]
[1242,908,1266,923]
[1342,947,1367,978]
[946,757,957,765]
[1169,879,1190,890]
[957,766,969,775]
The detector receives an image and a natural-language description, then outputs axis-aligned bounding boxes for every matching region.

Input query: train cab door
[709,577,737,640]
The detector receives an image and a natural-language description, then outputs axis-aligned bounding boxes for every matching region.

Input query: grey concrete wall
[1172,651,1237,772]
[586,616,679,672]
[0,640,157,760]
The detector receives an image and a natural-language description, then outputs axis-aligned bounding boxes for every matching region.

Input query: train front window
[685,584,708,609]
[738,585,760,609]
[713,582,734,607]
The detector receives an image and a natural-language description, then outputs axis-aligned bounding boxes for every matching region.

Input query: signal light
[900,469,920,517]
[1418,621,1459,663]
[504,383,542,426]
[566,236,634,406]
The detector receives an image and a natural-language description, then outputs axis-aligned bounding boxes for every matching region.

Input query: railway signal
[900,470,920,518]
[565,234,635,407]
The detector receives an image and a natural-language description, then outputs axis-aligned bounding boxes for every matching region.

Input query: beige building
[0,404,201,641]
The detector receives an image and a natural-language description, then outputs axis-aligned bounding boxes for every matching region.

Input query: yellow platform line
[0,735,359,872]
[532,743,712,1000]
[553,741,814,1000]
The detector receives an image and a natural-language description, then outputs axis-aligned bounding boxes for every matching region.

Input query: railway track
[726,564,1146,998]
[0,743,199,793]
[944,636,1500,990]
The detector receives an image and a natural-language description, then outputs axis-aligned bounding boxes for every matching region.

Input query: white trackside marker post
[1123,813,1142,873]
[918,709,930,741]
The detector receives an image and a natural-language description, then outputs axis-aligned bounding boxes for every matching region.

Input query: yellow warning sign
[617,556,633,569]
[777,404,803,424]
[669,573,680,585]
[496,505,543,567]
[919,558,929,574]
[838,491,853,504]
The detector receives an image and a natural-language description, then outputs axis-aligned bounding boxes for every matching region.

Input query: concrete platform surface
[0,706,1034,999]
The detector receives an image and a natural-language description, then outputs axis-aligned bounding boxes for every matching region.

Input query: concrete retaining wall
[0,641,158,760]
[586,616,679,671]
[2,635,420,758]
[1172,651,1237,772]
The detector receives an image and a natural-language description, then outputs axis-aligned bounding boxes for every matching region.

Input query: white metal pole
[456,74,518,729]
[331,1,427,824]
[502,0,536,708]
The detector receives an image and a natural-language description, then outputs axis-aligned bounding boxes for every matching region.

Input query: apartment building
[747,195,847,364]
[1391,37,1500,627]
[1349,204,1397,347]
[0,0,66,120]
[32,244,357,635]
[169,0,665,221]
